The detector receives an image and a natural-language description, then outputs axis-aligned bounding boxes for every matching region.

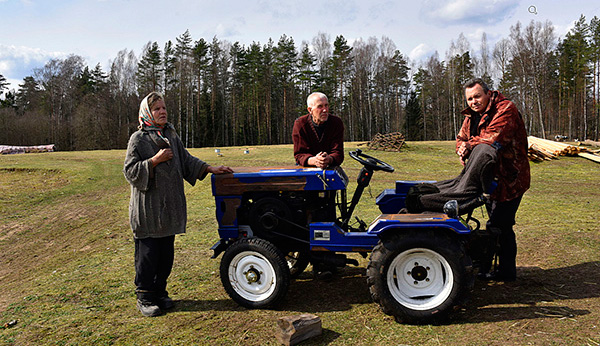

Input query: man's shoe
[157,296,174,310]
[136,300,161,317]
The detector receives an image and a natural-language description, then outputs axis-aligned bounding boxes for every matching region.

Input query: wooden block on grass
[275,314,322,346]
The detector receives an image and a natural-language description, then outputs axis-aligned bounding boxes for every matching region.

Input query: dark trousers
[482,196,523,277]
[134,235,175,303]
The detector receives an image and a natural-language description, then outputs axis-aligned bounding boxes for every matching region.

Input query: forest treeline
[1,15,599,151]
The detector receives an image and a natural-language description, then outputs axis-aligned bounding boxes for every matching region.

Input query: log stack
[365,132,406,152]
[527,136,582,157]
[527,143,558,162]
[0,144,56,155]
[527,136,600,164]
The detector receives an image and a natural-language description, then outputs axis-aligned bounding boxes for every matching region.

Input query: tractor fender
[367,213,471,241]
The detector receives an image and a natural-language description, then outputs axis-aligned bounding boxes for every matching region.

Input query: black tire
[367,230,473,324]
[220,237,290,309]
[285,251,310,279]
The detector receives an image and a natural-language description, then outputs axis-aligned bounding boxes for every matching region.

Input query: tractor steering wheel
[349,149,395,172]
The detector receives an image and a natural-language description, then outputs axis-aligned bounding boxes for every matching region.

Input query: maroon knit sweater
[292,114,344,167]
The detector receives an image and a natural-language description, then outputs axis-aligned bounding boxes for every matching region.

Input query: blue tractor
[210,150,492,323]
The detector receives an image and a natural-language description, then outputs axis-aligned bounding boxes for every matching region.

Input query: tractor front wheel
[220,237,290,309]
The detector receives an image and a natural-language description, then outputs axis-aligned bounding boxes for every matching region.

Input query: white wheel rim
[387,247,454,311]
[228,251,277,302]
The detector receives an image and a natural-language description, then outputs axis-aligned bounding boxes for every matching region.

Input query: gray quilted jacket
[123,124,208,239]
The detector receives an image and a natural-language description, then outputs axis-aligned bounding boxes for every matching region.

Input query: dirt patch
[0,168,69,218]
[0,192,117,311]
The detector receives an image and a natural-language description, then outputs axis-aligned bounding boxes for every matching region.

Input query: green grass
[1,141,599,345]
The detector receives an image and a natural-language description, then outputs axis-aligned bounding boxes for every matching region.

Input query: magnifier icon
[528,5,537,15]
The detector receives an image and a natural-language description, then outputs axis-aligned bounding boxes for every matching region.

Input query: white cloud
[409,43,435,61]
[554,20,577,40]
[0,60,12,72]
[0,45,64,65]
[466,28,488,42]
[420,0,519,26]
[0,45,67,89]
[214,23,241,39]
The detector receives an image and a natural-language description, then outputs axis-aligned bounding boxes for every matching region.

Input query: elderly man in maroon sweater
[293,92,344,168]
[292,92,344,280]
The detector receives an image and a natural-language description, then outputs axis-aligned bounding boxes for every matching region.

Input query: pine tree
[590,16,600,140]
[137,42,163,94]
[558,15,590,140]
[274,35,298,144]
[0,73,9,97]
[192,38,211,146]
[297,42,317,99]
[331,35,353,138]
[404,91,423,140]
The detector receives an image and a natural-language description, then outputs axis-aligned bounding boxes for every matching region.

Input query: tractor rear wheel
[220,237,290,308]
[367,230,473,323]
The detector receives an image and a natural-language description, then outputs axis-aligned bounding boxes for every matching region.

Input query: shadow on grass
[307,329,342,345]
[172,262,598,325]
[453,261,599,323]
[171,266,370,314]
[282,266,372,313]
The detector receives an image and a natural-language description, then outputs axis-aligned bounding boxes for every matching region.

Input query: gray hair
[307,92,328,107]
[463,78,490,93]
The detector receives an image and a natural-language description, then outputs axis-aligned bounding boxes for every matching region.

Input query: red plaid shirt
[456,91,530,202]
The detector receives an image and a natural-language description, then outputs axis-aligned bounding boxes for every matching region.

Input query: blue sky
[1,0,599,92]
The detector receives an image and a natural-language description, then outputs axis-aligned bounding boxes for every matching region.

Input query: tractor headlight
[443,200,459,219]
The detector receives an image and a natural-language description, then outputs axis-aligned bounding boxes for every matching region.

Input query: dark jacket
[123,124,208,239]
[292,114,344,167]
[456,91,530,202]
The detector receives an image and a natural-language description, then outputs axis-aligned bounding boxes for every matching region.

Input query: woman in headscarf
[124,91,232,317]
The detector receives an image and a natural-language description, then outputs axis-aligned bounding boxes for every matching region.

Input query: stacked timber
[578,152,600,163]
[527,136,582,156]
[0,144,56,155]
[527,136,600,164]
[366,132,406,152]
[528,143,558,162]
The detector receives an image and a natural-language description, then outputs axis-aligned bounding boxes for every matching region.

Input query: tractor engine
[237,190,338,252]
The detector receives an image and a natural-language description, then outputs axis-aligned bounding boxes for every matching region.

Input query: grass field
[1,141,599,345]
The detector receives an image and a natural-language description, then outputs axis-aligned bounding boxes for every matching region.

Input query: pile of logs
[365,132,406,152]
[527,136,600,163]
[0,144,56,155]
[527,136,577,161]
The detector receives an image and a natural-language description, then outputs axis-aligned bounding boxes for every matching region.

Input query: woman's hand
[150,148,173,167]
[208,165,233,174]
